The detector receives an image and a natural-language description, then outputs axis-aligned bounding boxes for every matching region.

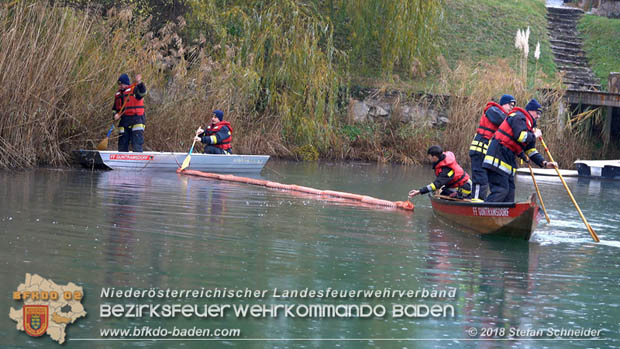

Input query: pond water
[1,161,618,348]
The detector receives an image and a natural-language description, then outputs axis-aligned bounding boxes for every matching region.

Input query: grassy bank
[436,0,556,86]
[0,1,616,171]
[578,14,620,90]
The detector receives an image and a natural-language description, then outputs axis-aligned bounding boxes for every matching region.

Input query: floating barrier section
[178,169,414,211]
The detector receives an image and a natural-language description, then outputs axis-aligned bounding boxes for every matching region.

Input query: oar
[96,83,136,150]
[180,132,200,171]
[539,137,600,242]
[96,124,115,151]
[526,158,550,223]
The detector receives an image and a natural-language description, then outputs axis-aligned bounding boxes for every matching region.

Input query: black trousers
[486,169,515,203]
[469,151,488,200]
[118,115,145,152]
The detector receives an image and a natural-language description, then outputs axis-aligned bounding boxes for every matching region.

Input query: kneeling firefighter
[408,145,472,199]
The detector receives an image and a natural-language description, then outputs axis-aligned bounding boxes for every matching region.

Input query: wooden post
[557,99,566,131]
[606,72,619,148]
[604,106,613,148]
[609,72,620,93]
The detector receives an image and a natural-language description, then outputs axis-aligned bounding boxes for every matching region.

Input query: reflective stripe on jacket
[470,136,490,154]
[483,152,516,176]
[205,121,233,150]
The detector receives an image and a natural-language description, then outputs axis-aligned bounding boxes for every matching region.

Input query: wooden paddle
[96,124,115,151]
[526,159,550,223]
[96,83,136,150]
[180,131,201,171]
[539,136,600,242]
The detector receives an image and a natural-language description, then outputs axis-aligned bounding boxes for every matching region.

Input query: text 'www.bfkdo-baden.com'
[99,326,241,338]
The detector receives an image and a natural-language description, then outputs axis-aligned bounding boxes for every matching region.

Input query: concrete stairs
[546,6,601,91]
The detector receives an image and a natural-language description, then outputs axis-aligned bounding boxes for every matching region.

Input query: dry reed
[0,1,614,170]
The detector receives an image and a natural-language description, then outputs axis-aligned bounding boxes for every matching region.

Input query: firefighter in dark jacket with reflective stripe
[482,99,557,203]
[114,73,147,152]
[194,110,233,154]
[409,145,472,199]
[469,94,515,200]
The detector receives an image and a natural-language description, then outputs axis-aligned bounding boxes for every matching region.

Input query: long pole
[527,160,550,223]
[539,137,600,242]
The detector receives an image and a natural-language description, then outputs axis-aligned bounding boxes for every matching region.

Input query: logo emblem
[23,305,48,337]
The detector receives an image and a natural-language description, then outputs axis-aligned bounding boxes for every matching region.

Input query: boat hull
[73,150,269,172]
[574,160,620,179]
[429,194,539,240]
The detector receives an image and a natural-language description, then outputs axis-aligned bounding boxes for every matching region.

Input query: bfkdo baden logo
[9,273,86,344]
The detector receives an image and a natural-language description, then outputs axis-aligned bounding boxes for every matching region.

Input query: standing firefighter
[482,99,557,203]
[408,145,472,199]
[114,73,147,152]
[194,109,233,154]
[469,94,515,200]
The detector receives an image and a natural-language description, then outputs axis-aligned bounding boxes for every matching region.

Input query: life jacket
[495,107,535,154]
[476,102,506,139]
[206,121,233,150]
[114,86,144,117]
[434,151,469,188]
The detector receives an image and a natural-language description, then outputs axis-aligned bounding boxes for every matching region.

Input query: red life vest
[476,102,506,139]
[495,107,535,154]
[434,151,469,188]
[114,86,144,116]
[206,121,233,150]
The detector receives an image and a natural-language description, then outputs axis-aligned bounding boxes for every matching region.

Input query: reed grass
[0,1,615,171]
[0,2,155,168]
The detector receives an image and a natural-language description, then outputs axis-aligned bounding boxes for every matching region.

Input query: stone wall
[575,0,620,18]
[593,0,620,17]
[347,90,450,127]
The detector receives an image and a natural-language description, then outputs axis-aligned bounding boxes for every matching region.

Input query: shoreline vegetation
[0,1,618,170]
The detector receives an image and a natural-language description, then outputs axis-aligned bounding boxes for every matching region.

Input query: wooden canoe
[429,194,540,240]
[73,150,269,172]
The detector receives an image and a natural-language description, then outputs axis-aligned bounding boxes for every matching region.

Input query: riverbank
[1,1,619,170]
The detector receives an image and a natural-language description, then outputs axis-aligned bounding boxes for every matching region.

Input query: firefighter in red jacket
[114,73,147,152]
[469,94,515,200]
[482,99,557,203]
[194,110,233,154]
[409,145,472,199]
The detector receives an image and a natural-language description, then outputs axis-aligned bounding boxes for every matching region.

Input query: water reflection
[426,218,532,327]
[0,165,618,349]
[100,172,148,286]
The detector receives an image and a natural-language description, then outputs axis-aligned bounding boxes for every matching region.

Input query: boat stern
[430,195,539,241]
[72,150,111,170]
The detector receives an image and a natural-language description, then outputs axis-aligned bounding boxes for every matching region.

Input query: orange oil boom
[177,168,414,211]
